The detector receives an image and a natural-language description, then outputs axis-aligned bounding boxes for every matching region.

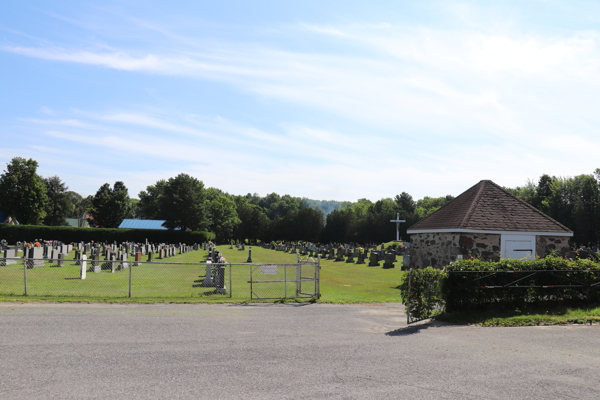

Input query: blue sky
[1,1,599,202]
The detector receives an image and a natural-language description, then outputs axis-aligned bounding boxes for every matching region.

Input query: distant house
[0,212,18,225]
[407,180,573,269]
[119,219,179,230]
[65,218,90,228]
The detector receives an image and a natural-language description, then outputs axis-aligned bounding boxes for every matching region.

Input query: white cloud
[3,8,600,200]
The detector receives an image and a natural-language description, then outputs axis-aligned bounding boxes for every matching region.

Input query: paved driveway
[0,302,599,399]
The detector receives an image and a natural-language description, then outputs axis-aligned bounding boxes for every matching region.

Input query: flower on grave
[35,242,41,247]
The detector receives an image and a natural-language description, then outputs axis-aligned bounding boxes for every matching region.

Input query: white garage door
[501,235,536,260]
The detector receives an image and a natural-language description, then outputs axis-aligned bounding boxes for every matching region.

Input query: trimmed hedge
[400,257,600,317]
[446,257,600,312]
[0,224,215,244]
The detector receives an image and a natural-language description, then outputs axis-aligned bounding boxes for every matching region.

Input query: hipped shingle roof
[408,180,573,234]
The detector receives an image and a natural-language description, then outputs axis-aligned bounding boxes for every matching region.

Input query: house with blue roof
[0,212,18,225]
[119,219,180,230]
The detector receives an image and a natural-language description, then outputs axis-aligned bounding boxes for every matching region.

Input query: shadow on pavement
[229,302,315,307]
[386,320,456,336]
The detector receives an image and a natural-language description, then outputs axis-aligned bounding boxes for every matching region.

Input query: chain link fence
[0,257,320,301]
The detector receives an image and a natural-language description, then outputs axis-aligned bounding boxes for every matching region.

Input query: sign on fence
[260,265,277,274]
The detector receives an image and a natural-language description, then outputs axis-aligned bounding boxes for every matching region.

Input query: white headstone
[80,255,87,279]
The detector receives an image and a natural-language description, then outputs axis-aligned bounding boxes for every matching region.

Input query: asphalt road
[0,302,599,400]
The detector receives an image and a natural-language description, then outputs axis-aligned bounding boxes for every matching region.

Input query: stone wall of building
[408,232,460,269]
[536,236,570,258]
[409,232,501,269]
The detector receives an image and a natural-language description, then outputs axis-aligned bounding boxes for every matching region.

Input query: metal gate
[248,261,320,300]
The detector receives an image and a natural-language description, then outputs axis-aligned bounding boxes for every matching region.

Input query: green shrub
[0,224,215,244]
[399,267,447,321]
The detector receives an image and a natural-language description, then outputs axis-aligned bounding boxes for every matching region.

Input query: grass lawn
[437,306,600,326]
[0,245,405,304]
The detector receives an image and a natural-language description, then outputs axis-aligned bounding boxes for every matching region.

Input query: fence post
[296,262,301,296]
[284,264,287,299]
[23,260,28,296]
[249,264,253,300]
[316,257,321,299]
[229,263,232,299]
[406,269,412,325]
[128,259,132,298]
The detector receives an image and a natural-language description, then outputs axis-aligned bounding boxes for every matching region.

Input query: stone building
[407,180,573,269]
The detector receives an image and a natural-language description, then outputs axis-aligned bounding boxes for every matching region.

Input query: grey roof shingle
[408,180,573,234]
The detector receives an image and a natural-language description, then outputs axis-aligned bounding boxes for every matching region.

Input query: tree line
[1,157,599,246]
[508,170,600,247]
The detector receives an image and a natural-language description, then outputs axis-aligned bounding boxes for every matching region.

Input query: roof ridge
[459,180,487,228]
[487,181,573,232]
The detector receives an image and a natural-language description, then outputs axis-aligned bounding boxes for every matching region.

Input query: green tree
[233,196,270,241]
[66,191,83,218]
[161,174,209,231]
[75,195,93,227]
[89,181,132,228]
[0,157,48,225]
[43,176,70,226]
[394,192,416,216]
[207,192,241,241]
[138,180,168,219]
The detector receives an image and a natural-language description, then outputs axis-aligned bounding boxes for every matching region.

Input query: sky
[1,0,600,202]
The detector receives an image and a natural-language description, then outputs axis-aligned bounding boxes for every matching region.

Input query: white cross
[390,213,406,241]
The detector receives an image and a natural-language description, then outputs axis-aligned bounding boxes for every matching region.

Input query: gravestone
[328,249,335,260]
[383,253,395,269]
[2,248,17,266]
[356,252,366,265]
[92,253,101,273]
[335,249,345,262]
[247,247,253,263]
[80,255,87,279]
[204,260,214,286]
[215,265,226,294]
[346,251,355,263]
[120,254,129,270]
[28,247,44,267]
[110,254,117,273]
[368,252,379,267]
[147,252,153,262]
[57,253,65,267]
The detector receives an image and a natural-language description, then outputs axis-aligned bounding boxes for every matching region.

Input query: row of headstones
[262,242,408,268]
[323,248,401,268]
[203,248,227,293]
[1,241,200,268]
[3,240,200,257]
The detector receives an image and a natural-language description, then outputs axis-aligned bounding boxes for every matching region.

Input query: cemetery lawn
[0,246,405,304]
[437,306,600,326]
